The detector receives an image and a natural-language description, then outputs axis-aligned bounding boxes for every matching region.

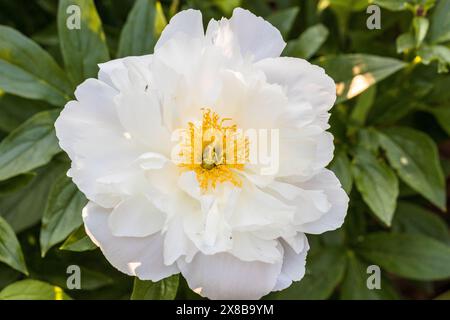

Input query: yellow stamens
[178,108,248,191]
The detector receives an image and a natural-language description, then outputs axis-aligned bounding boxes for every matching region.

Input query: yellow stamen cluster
[178,109,248,191]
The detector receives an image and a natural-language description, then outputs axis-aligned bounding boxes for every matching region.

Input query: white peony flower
[55,8,348,300]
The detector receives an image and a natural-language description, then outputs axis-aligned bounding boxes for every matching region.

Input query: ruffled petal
[83,202,178,281]
[178,249,283,300]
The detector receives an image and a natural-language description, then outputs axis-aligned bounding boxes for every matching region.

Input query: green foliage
[0,216,28,275]
[131,275,180,300]
[0,279,71,300]
[0,0,448,301]
[58,0,110,86]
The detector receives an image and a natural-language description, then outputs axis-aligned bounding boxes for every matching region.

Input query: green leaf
[377,127,446,210]
[117,0,156,57]
[266,7,299,39]
[131,275,179,300]
[0,279,72,300]
[413,17,429,47]
[350,85,376,127]
[0,26,72,106]
[40,175,86,256]
[58,0,110,86]
[268,248,346,300]
[435,290,450,300]
[392,201,449,243]
[0,158,68,232]
[428,0,450,44]
[284,24,329,60]
[0,110,61,181]
[372,0,410,11]
[317,54,406,102]
[59,225,96,252]
[0,173,35,195]
[427,106,450,136]
[396,32,415,53]
[352,147,399,226]
[329,149,353,194]
[340,251,399,299]
[0,94,48,132]
[355,232,450,280]
[418,44,450,73]
[0,216,28,275]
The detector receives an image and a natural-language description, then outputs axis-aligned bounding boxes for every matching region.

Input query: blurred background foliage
[0,0,449,300]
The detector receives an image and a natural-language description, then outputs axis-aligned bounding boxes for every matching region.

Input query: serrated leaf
[0,216,28,275]
[284,24,329,60]
[117,0,156,57]
[131,275,179,300]
[0,110,61,181]
[0,26,72,106]
[40,175,86,256]
[355,232,450,280]
[377,127,446,210]
[268,248,347,300]
[59,225,96,252]
[352,147,399,226]
[0,279,71,300]
[317,54,406,103]
[58,0,110,86]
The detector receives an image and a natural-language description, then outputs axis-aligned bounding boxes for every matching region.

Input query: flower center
[178,108,248,191]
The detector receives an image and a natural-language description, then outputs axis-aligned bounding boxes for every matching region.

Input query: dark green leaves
[284,24,329,60]
[0,279,71,300]
[58,0,110,86]
[377,127,446,210]
[117,0,157,57]
[330,149,353,194]
[266,7,299,39]
[270,248,347,300]
[318,54,406,102]
[0,26,72,106]
[428,0,450,44]
[59,225,96,252]
[340,252,399,299]
[356,233,450,281]
[131,275,179,300]
[0,110,61,181]
[0,216,28,275]
[392,202,449,243]
[352,147,399,226]
[40,175,86,256]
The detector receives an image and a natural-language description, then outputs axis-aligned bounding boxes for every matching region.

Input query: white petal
[230,232,282,263]
[255,56,336,115]
[155,9,204,51]
[207,8,286,61]
[98,55,153,91]
[296,170,349,234]
[273,235,310,291]
[108,196,166,237]
[55,79,142,207]
[83,202,178,281]
[178,250,283,300]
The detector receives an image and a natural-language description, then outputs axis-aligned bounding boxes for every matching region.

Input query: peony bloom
[55,8,348,299]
